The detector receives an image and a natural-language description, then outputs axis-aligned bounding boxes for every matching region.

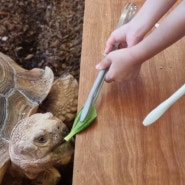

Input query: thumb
[96,57,112,70]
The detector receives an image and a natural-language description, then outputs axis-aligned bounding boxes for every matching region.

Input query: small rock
[24,54,34,60]
[1,36,8,41]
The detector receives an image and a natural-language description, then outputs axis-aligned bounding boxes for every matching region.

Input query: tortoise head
[9,112,74,179]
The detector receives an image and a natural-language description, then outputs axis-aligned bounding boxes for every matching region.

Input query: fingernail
[96,63,101,69]
[104,47,109,53]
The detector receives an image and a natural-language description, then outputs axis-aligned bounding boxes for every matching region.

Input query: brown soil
[0,0,84,81]
[0,0,84,184]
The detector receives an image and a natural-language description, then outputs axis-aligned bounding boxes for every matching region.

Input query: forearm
[132,1,185,64]
[129,0,178,38]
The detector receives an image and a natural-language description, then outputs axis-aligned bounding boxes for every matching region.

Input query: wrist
[127,19,152,42]
[126,44,147,65]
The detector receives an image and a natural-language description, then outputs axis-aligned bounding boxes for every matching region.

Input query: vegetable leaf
[64,104,97,141]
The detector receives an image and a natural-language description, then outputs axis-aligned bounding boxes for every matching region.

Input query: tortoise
[0,52,78,185]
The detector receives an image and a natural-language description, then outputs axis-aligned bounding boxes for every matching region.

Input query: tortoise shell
[0,52,54,181]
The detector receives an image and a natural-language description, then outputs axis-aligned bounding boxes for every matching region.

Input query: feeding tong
[80,2,137,122]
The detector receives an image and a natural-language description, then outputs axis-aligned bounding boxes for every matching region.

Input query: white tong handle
[143,84,185,126]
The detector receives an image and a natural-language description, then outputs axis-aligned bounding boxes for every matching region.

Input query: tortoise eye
[36,135,47,143]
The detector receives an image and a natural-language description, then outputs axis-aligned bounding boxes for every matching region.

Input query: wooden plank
[73,0,185,184]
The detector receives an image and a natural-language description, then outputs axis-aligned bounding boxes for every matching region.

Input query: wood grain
[73,0,185,184]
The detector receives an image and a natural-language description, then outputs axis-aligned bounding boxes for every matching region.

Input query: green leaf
[64,105,97,141]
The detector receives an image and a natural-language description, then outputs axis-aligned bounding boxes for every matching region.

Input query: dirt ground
[0,0,84,184]
[0,0,84,81]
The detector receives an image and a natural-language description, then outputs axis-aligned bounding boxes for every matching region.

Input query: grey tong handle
[80,3,137,122]
[80,69,107,122]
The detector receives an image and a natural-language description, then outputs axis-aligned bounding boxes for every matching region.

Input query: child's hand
[96,48,141,83]
[97,0,184,84]
[104,24,144,54]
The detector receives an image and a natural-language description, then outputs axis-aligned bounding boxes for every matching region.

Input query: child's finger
[96,57,112,70]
